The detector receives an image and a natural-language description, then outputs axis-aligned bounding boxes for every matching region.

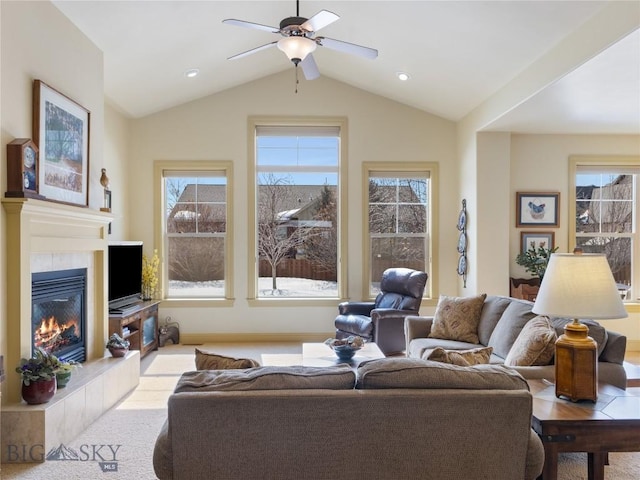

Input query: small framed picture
[520,231,555,254]
[516,192,560,227]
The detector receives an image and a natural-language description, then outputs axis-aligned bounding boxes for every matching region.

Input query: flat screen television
[108,241,143,313]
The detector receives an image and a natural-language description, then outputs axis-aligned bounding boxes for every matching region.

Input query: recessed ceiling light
[397,72,410,81]
[184,68,200,78]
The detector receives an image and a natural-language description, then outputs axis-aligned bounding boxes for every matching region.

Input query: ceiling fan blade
[222,18,279,34]
[301,10,339,33]
[227,41,278,60]
[317,37,378,60]
[300,54,320,80]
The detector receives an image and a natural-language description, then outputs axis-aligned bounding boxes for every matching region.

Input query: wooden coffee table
[527,379,640,480]
[262,342,385,367]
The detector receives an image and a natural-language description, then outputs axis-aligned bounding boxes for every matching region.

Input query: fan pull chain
[294,65,299,94]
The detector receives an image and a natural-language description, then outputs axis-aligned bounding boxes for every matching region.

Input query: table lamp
[532,251,627,402]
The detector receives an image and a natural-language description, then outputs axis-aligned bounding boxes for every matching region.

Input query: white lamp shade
[532,253,628,319]
[277,36,317,61]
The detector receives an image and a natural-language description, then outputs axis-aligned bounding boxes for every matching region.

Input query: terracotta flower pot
[21,378,57,405]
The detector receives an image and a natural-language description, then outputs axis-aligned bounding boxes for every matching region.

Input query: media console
[109,300,160,358]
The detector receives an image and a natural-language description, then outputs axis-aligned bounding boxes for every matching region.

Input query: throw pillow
[194,348,261,370]
[428,294,487,343]
[487,301,537,359]
[504,316,557,366]
[424,346,494,366]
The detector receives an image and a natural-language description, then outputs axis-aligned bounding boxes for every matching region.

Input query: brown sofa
[405,295,628,389]
[153,361,544,480]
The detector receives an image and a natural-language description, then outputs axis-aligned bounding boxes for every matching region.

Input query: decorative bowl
[325,336,365,361]
[330,344,362,361]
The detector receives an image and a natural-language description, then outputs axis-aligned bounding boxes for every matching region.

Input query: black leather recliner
[334,268,428,355]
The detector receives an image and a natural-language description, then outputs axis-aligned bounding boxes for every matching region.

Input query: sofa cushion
[424,346,494,366]
[504,316,557,366]
[174,365,356,392]
[194,348,261,370]
[477,296,513,346]
[428,294,487,343]
[549,318,608,357]
[355,357,528,390]
[487,300,537,359]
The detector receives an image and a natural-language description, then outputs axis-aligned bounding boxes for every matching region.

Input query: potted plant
[51,355,81,388]
[515,242,559,281]
[15,347,58,404]
[106,333,130,357]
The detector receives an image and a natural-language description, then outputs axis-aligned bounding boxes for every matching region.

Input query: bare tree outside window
[257,174,319,294]
[254,126,341,298]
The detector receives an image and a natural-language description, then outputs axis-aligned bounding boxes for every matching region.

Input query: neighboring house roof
[578,175,632,225]
[168,184,337,224]
[169,182,427,226]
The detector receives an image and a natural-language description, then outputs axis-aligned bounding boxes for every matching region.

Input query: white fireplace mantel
[2,198,113,404]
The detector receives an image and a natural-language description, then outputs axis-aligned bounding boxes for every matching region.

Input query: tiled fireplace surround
[1,199,140,463]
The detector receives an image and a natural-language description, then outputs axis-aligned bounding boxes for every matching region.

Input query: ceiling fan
[223,0,378,80]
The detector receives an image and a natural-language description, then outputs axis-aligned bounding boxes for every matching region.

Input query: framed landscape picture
[520,231,555,254]
[516,192,559,227]
[33,80,90,207]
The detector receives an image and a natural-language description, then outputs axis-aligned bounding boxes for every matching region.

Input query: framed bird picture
[516,192,560,227]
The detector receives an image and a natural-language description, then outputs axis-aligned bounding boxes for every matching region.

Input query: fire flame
[34,316,80,350]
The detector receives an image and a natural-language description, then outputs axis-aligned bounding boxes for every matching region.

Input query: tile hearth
[1,351,139,463]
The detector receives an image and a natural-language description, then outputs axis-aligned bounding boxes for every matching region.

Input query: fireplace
[31,268,87,363]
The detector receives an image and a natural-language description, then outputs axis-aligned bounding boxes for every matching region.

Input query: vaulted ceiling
[52,1,639,134]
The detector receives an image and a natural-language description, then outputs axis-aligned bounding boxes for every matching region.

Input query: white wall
[477,132,511,295]
[509,134,640,346]
[1,1,106,359]
[129,71,457,337]
[456,2,640,348]
[510,134,640,274]
[2,1,638,348]
[103,103,132,240]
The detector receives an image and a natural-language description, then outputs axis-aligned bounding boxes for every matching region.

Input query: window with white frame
[161,165,231,299]
[365,165,433,297]
[252,122,343,299]
[573,161,639,302]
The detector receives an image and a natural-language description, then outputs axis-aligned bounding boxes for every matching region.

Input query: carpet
[2,343,640,479]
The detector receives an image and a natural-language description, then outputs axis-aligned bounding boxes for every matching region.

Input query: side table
[527,379,640,480]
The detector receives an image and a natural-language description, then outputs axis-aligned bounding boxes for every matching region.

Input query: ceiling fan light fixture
[277,36,316,64]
